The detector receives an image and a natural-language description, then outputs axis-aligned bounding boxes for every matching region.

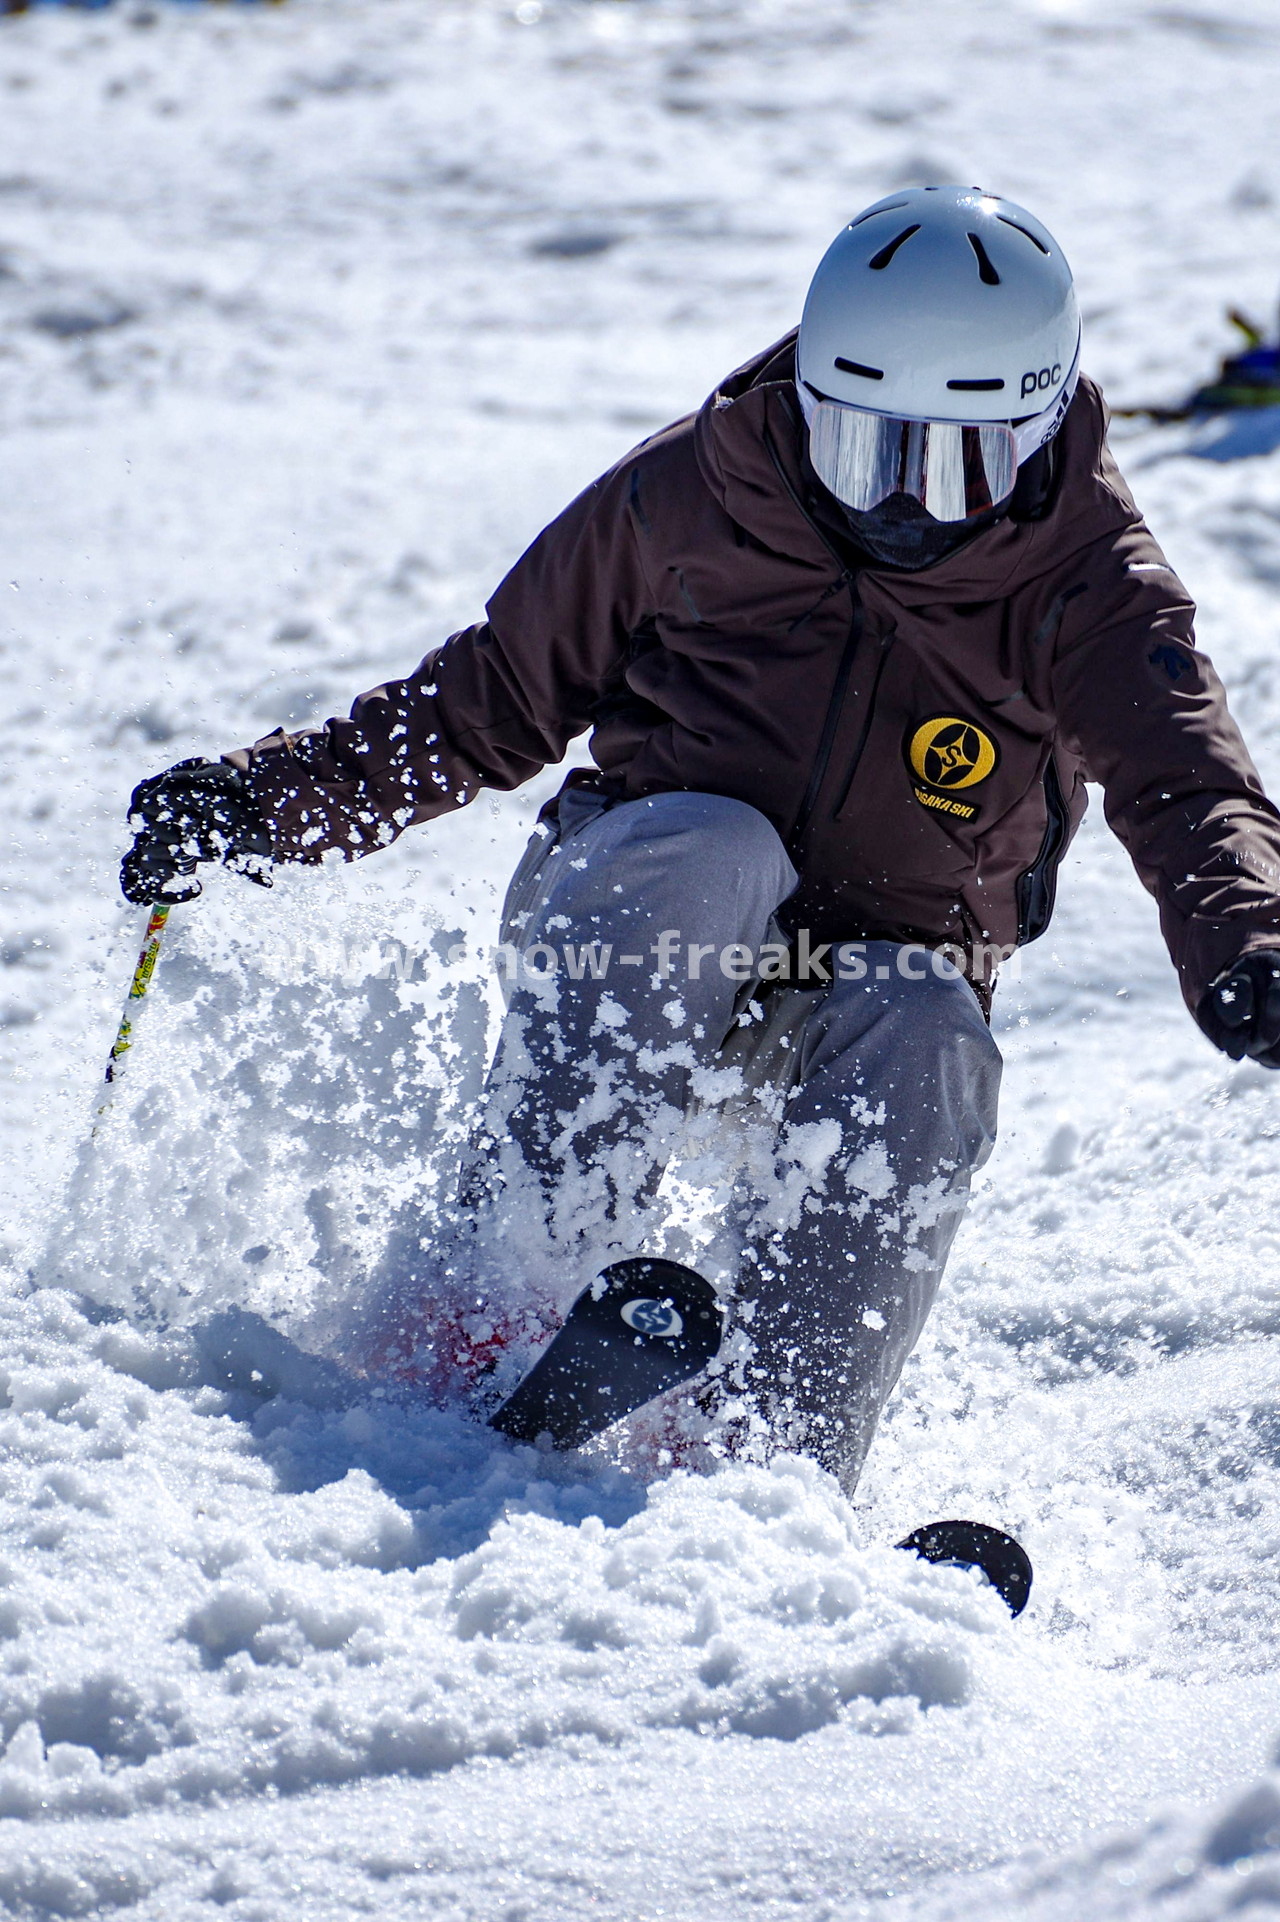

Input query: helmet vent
[834,356,885,381]
[967,233,1001,285]
[997,214,1050,255]
[868,225,921,271]
[850,200,910,228]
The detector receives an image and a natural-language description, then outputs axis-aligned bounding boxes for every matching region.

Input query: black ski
[896,1519,1033,1616]
[490,1257,724,1449]
[489,1277,1032,1619]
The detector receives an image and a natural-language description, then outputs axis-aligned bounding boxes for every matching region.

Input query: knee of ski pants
[803,955,1003,1175]
[501,790,799,956]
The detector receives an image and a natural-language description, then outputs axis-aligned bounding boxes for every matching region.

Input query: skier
[120,186,1280,1491]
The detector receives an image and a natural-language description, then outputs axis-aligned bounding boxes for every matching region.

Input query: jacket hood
[693,330,1136,605]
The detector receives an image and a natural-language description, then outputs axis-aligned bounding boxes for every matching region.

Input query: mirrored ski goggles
[803,392,1018,523]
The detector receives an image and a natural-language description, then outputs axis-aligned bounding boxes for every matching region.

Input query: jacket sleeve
[233,461,654,862]
[1049,512,1280,1014]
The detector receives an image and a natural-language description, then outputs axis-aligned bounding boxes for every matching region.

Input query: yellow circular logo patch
[907,716,999,791]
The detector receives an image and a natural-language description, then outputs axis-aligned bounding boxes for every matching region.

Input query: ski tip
[488,1258,724,1451]
[895,1519,1033,1617]
[596,1256,722,1328]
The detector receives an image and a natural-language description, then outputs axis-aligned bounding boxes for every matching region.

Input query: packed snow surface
[6,0,1280,1914]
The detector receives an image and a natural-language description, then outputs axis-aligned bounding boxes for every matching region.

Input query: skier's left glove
[1196,949,1280,1068]
[120,757,275,906]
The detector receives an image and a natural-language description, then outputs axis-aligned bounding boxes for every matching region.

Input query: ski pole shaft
[102,903,170,1094]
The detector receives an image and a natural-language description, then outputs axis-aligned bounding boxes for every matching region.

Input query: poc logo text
[1021,363,1063,399]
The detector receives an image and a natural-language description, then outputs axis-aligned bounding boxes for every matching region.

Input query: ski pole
[98,903,170,1112]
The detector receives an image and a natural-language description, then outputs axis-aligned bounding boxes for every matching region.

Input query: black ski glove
[120,757,274,906]
[1196,950,1280,1068]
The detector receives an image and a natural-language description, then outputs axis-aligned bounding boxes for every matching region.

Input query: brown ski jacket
[237,335,1280,1012]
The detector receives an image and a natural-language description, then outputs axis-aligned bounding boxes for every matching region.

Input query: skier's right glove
[120,757,275,906]
[1196,949,1280,1068]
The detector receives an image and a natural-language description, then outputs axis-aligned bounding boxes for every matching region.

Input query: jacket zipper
[790,589,863,854]
[1014,758,1069,944]
[831,619,897,819]
[761,422,862,857]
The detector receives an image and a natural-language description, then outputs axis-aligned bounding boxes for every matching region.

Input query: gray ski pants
[463,787,1001,1486]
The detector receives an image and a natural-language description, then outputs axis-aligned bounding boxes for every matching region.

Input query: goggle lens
[807,401,1019,524]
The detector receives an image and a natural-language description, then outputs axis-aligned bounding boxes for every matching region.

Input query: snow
[5,0,1280,1913]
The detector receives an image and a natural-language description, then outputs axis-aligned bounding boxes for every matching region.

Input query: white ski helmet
[796,186,1080,521]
